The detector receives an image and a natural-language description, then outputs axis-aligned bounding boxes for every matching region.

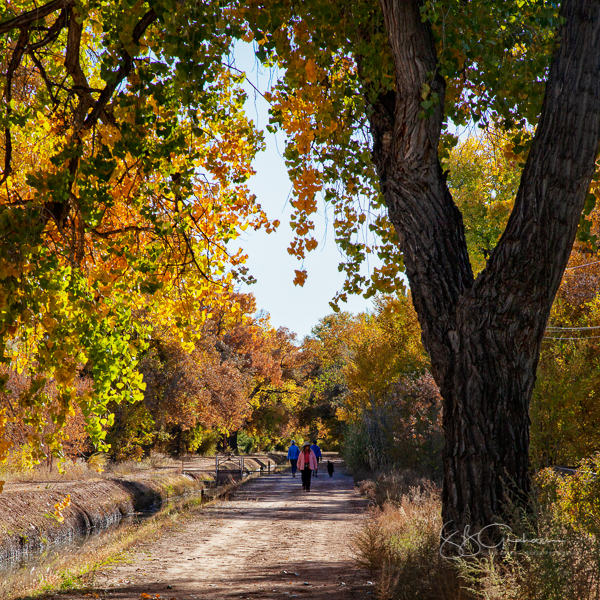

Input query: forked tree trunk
[372,0,600,532]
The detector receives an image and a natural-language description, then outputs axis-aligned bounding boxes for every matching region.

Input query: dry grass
[106,452,180,477]
[0,450,187,483]
[357,469,433,505]
[354,481,467,600]
[355,468,600,600]
[0,456,100,482]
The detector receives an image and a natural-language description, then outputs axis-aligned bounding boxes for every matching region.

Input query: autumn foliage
[0,0,277,466]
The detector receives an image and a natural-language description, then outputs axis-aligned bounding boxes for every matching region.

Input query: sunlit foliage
[0,0,277,466]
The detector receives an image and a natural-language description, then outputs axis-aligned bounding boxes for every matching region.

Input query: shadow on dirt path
[52,459,373,600]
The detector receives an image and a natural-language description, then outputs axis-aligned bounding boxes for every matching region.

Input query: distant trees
[105,294,305,458]
[531,244,600,468]
[105,291,445,463]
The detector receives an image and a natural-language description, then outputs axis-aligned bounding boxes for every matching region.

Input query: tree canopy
[0,0,276,464]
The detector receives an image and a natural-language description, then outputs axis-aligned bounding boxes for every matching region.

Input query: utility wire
[541,263,600,338]
[564,260,600,271]
[543,335,600,340]
[547,325,600,330]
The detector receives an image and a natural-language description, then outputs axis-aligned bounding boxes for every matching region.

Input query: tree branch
[1,27,30,186]
[374,0,473,378]
[475,0,600,343]
[28,7,67,50]
[64,6,95,129]
[0,0,74,35]
[91,225,154,238]
[81,9,158,133]
[28,50,59,105]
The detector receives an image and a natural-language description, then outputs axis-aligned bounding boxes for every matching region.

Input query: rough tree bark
[372,0,600,532]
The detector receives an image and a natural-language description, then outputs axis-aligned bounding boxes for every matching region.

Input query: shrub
[237,430,255,454]
[195,430,220,456]
[358,470,433,506]
[344,420,373,473]
[354,480,462,600]
[342,374,443,480]
[459,459,600,600]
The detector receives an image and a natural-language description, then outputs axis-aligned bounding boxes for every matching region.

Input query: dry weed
[356,467,600,600]
[354,482,465,600]
[0,456,101,482]
[0,448,183,483]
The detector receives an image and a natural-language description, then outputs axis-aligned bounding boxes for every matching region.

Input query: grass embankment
[354,463,600,600]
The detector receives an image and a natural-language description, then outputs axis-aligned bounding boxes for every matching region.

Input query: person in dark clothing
[327,460,334,477]
[310,440,322,476]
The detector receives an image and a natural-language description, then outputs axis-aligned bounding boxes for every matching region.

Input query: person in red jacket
[297,441,318,491]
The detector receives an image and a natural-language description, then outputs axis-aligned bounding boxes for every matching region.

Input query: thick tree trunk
[374,0,600,533]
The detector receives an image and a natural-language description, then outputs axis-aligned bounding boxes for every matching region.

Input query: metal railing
[214,454,284,484]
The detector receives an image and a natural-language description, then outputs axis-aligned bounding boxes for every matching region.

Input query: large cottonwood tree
[246,0,600,531]
[375,0,600,531]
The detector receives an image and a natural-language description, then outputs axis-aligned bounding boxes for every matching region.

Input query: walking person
[287,440,300,477]
[297,441,318,491]
[310,439,322,476]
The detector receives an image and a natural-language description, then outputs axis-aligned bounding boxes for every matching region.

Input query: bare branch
[28,50,59,105]
[28,7,67,50]
[64,6,95,129]
[91,225,154,238]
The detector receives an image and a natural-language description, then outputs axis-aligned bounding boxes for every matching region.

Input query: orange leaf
[293,269,308,287]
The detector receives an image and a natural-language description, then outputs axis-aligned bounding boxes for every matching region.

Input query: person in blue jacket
[287,440,300,477]
[310,440,322,476]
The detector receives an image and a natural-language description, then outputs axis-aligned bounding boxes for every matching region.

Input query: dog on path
[327,460,334,477]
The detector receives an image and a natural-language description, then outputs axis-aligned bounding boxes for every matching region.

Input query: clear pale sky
[232,44,379,339]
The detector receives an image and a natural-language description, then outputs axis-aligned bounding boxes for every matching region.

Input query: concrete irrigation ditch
[0,453,288,575]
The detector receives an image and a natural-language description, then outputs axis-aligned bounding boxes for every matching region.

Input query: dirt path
[56,461,372,600]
